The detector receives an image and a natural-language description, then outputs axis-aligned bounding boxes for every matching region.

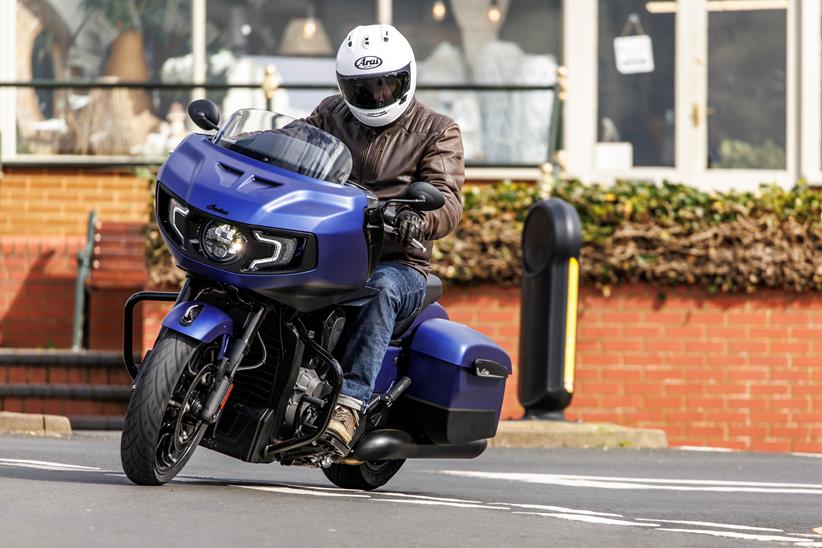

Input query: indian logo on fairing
[354,56,383,70]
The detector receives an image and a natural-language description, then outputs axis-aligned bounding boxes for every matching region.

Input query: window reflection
[398,0,562,164]
[708,3,786,169]
[15,0,192,156]
[597,0,676,168]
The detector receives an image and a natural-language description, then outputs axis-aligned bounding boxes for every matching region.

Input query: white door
[565,0,797,190]
[687,0,795,190]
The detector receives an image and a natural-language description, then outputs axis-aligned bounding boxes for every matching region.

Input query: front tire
[322,459,405,491]
[120,331,217,485]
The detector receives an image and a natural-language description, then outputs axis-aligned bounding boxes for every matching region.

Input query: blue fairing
[158,134,371,295]
[162,301,234,343]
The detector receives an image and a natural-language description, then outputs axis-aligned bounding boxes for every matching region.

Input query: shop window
[708,2,786,170]
[395,0,562,165]
[204,0,376,120]
[15,0,193,156]
[597,0,675,169]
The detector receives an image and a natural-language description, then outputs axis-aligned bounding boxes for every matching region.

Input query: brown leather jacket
[303,95,465,274]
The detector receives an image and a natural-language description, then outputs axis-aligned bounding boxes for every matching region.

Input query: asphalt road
[0,433,820,548]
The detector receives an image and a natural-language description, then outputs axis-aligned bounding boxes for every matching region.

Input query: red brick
[602,369,643,381]
[792,442,822,453]
[687,426,726,437]
[645,340,686,352]
[1,398,24,412]
[750,441,793,452]
[600,395,643,408]
[686,397,726,409]
[602,340,643,353]
[729,426,769,437]
[750,384,789,395]
[685,341,725,353]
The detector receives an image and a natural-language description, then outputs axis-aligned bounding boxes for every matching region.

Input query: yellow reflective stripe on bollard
[564,257,579,393]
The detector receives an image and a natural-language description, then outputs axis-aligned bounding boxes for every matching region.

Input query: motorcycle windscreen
[219,109,353,185]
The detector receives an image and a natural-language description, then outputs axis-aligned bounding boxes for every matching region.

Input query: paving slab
[490,420,668,449]
[0,411,72,437]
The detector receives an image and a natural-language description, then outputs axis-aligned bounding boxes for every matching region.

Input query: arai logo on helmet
[354,56,383,70]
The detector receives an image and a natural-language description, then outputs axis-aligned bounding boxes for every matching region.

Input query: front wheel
[120,330,219,485]
[322,459,405,491]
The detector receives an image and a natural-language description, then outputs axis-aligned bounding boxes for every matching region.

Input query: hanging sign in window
[614,34,655,74]
[613,14,655,75]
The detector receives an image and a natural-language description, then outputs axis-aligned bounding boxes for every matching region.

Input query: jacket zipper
[360,130,375,181]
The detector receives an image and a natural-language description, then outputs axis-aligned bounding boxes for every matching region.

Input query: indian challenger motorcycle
[120,99,512,490]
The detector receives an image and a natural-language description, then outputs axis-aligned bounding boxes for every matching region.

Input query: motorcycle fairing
[157,135,372,311]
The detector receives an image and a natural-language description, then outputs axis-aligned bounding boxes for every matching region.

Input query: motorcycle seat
[391,274,443,338]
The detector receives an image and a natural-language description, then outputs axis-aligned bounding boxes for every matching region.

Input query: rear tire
[322,459,405,491]
[120,331,216,485]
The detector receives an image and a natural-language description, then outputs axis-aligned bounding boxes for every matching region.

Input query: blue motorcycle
[120,100,511,490]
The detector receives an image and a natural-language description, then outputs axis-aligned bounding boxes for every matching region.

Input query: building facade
[2,0,822,189]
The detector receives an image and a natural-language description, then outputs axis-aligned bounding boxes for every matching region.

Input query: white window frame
[0,1,17,163]
[799,0,822,184]
[564,0,799,191]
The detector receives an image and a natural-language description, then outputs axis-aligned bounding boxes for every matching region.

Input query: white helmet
[336,24,417,127]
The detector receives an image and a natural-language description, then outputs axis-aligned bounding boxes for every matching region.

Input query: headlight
[200,221,246,262]
[247,231,297,271]
[168,198,189,244]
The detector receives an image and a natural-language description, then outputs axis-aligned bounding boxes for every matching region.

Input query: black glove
[393,209,425,248]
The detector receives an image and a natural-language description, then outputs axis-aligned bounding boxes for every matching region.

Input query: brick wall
[4,230,820,451]
[442,284,822,453]
[0,167,148,236]
[0,236,82,347]
[0,351,130,418]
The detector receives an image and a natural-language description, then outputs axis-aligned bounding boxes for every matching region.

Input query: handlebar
[383,222,426,253]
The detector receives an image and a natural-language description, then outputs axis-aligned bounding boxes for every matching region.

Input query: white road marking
[0,458,102,472]
[226,478,815,544]
[792,453,822,459]
[378,492,482,503]
[235,485,370,498]
[498,503,623,517]
[439,471,822,495]
[657,528,816,544]
[374,499,509,510]
[678,446,737,453]
[636,518,784,532]
[513,511,659,527]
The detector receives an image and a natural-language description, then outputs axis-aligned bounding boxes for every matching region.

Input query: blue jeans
[338,262,426,411]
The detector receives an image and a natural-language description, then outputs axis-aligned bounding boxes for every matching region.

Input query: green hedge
[432,179,822,293]
[145,170,822,293]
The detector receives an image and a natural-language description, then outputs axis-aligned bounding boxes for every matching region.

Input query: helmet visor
[337,64,412,110]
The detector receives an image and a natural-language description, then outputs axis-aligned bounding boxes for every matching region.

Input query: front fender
[162,301,234,343]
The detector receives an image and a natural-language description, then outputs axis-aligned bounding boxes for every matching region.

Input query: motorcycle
[120,99,511,490]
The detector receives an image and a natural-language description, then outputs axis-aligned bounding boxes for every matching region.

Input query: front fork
[122,279,266,424]
[198,306,266,423]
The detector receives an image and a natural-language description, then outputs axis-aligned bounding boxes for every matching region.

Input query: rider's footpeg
[366,376,411,414]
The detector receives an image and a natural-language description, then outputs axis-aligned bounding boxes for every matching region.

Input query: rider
[303,24,465,450]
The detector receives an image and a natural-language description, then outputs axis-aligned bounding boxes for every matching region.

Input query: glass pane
[396,0,562,165]
[205,1,375,120]
[15,0,193,158]
[16,87,226,157]
[597,0,676,168]
[708,1,786,170]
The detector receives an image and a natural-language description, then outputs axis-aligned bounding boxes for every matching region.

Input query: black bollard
[518,198,582,420]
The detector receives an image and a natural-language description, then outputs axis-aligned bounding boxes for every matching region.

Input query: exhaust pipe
[352,429,487,461]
